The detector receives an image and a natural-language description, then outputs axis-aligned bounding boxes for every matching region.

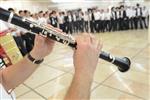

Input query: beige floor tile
[35,73,73,99]
[131,57,149,73]
[24,65,64,88]
[91,85,143,100]
[93,63,117,83]
[35,73,98,99]
[16,91,45,100]
[115,70,149,84]
[118,41,148,49]
[103,73,149,99]
[135,45,150,58]
[46,55,74,72]
[14,84,30,97]
[109,47,141,58]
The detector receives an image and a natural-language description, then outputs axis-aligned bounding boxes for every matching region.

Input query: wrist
[27,53,44,64]
[30,49,44,60]
[74,70,94,82]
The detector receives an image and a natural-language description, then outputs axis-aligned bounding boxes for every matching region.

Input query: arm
[65,34,103,100]
[0,35,55,91]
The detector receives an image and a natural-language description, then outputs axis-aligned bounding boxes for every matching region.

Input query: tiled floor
[14,29,149,100]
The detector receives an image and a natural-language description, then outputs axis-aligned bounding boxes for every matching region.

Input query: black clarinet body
[0,7,131,72]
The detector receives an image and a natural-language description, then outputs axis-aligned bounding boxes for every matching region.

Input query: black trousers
[84,21,89,32]
[59,24,65,32]
[94,20,99,33]
[13,36,27,56]
[134,16,143,29]
[66,22,73,34]
[90,21,95,33]
[142,17,148,29]
[73,21,78,33]
[110,18,115,31]
[104,20,111,32]
[78,20,84,33]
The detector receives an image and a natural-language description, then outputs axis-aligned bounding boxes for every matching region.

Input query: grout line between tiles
[25,72,67,90]
[43,63,73,73]
[91,70,118,92]
[23,83,47,100]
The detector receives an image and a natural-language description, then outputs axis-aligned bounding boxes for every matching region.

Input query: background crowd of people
[1,3,149,56]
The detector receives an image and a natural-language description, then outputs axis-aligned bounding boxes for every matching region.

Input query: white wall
[0,0,149,13]
[0,0,49,13]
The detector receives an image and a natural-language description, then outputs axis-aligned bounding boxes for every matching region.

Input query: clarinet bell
[114,57,131,72]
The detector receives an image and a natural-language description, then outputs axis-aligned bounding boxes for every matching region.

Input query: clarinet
[0,7,131,72]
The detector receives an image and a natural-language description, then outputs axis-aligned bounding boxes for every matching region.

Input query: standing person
[65,11,73,34]
[100,9,105,33]
[84,11,89,33]
[93,9,100,33]
[49,10,58,28]
[135,3,143,29]
[104,8,111,32]
[119,5,127,30]
[116,7,120,31]
[79,11,84,33]
[142,6,148,29]
[126,6,134,30]
[88,9,95,33]
[37,11,48,25]
[72,12,78,33]
[132,6,137,30]
[110,7,117,32]
[58,12,65,32]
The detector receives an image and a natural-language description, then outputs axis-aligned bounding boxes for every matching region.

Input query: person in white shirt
[116,7,120,31]
[142,6,148,29]
[72,12,78,33]
[84,11,89,32]
[37,11,47,25]
[93,9,100,33]
[126,6,134,29]
[135,3,143,29]
[58,12,65,32]
[78,11,84,33]
[110,7,117,31]
[99,9,105,33]
[88,9,95,33]
[104,8,111,32]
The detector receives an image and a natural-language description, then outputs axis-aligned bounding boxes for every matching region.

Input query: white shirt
[58,15,64,24]
[116,11,120,19]
[142,9,148,17]
[38,17,47,25]
[111,12,116,20]
[0,83,16,100]
[84,14,89,21]
[68,15,72,22]
[94,11,100,21]
[104,12,111,20]
[137,7,141,16]
[100,13,105,20]
[132,9,136,17]
[73,14,76,21]
[126,8,132,18]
